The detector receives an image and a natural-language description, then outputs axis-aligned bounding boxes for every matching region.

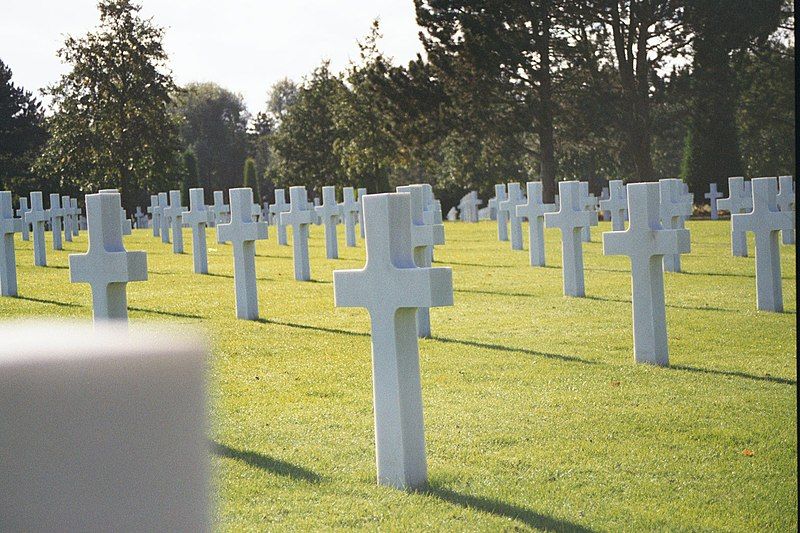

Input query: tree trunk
[537,0,558,203]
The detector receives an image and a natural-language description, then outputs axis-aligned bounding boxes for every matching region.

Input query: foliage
[243,157,260,199]
[0,59,47,195]
[171,82,250,194]
[181,150,198,205]
[34,0,180,211]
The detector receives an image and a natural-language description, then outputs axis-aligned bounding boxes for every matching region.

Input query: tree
[681,0,783,196]
[272,62,348,191]
[181,150,198,205]
[243,157,260,199]
[171,82,250,193]
[0,59,47,194]
[34,0,180,211]
[588,1,687,182]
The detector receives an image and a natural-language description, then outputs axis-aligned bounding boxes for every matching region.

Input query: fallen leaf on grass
[742,449,754,457]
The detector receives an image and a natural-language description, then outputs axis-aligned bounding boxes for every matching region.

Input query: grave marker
[1,191,21,296]
[705,183,723,220]
[397,185,445,337]
[341,186,360,247]
[718,176,752,257]
[70,198,80,237]
[217,188,267,319]
[499,183,526,250]
[158,192,170,243]
[516,182,556,267]
[16,196,30,241]
[493,184,509,241]
[316,186,341,259]
[358,187,367,239]
[544,181,593,297]
[579,182,599,242]
[69,192,147,321]
[333,192,453,490]
[183,188,209,274]
[281,186,314,281]
[164,190,185,254]
[61,195,73,242]
[147,194,161,237]
[732,177,794,312]
[603,183,690,366]
[776,175,795,245]
[659,179,692,272]
[25,191,48,266]
[269,188,290,245]
[49,193,65,250]
[599,180,627,231]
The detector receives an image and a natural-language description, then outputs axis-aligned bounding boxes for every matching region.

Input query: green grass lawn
[1,218,796,531]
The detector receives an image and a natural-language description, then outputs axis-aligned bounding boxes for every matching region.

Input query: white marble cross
[659,179,692,272]
[16,197,30,241]
[578,182,599,242]
[358,187,367,239]
[776,175,795,245]
[269,188,290,245]
[516,181,556,267]
[544,181,594,297]
[25,191,48,266]
[315,186,341,259]
[217,188,268,319]
[704,183,723,220]
[732,177,794,312]
[212,190,230,230]
[499,183,526,250]
[70,198,80,237]
[183,188,209,274]
[164,190,185,254]
[69,192,148,321]
[603,183,690,366]
[49,193,65,251]
[280,186,314,281]
[718,176,752,257]
[147,194,161,238]
[99,189,132,236]
[158,192,170,244]
[464,191,481,223]
[600,186,610,220]
[135,206,148,229]
[599,180,627,231]
[492,184,509,241]
[1,191,21,296]
[397,184,445,338]
[0,322,209,531]
[447,206,457,221]
[333,192,453,490]
[421,184,443,264]
[340,186,360,247]
[61,195,73,242]
[251,202,262,223]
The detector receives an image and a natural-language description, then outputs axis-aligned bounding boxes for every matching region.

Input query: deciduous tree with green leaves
[34,0,180,211]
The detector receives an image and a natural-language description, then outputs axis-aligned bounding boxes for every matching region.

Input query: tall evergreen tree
[181,150,198,205]
[34,0,180,211]
[681,0,782,197]
[243,157,259,199]
[0,59,47,193]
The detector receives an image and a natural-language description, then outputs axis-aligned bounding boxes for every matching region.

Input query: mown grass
[1,218,796,531]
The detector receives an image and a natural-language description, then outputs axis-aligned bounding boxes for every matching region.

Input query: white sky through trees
[1,0,424,113]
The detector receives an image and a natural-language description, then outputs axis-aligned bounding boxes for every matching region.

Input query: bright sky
[1,0,425,114]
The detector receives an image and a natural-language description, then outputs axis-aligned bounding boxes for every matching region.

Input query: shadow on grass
[670,364,797,386]
[455,288,540,298]
[436,260,515,269]
[256,318,369,338]
[204,272,273,281]
[128,306,204,319]
[584,295,737,313]
[210,441,322,483]
[43,264,70,269]
[15,295,82,308]
[420,485,595,532]
[430,336,596,365]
